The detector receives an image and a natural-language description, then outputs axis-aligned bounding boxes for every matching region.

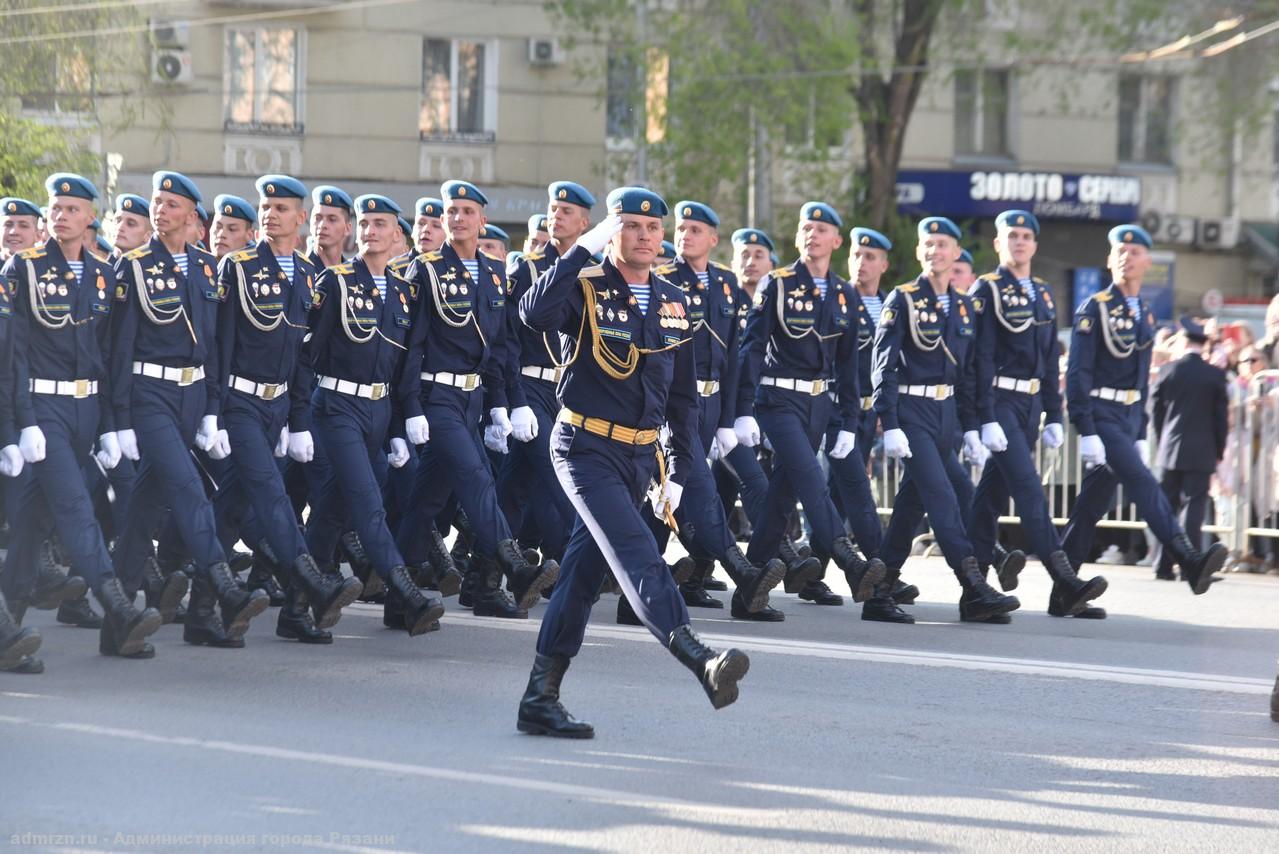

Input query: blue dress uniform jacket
[657,257,743,432]
[969,266,1063,426]
[1065,282,1154,437]
[504,244,561,406]
[0,275,14,448]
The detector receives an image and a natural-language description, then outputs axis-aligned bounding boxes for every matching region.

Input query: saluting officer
[395,180,557,618]
[110,194,152,256]
[2,173,162,658]
[214,174,363,634]
[737,202,884,602]
[967,210,1108,619]
[1061,225,1226,594]
[301,194,445,638]
[110,171,271,647]
[873,216,1019,622]
[516,187,751,738]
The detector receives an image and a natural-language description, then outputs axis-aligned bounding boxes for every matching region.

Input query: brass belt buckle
[462,374,479,391]
[75,379,90,398]
[934,384,947,400]
[180,366,195,385]
[371,384,386,400]
[262,383,280,400]
[1125,389,1138,405]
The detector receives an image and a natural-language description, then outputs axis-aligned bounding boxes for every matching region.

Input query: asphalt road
[4,557,1278,853]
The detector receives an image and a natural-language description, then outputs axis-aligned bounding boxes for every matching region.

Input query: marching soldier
[308,185,354,270]
[516,187,751,738]
[967,210,1108,619]
[210,194,257,261]
[412,197,446,255]
[110,194,152,256]
[1061,225,1227,594]
[478,223,510,259]
[951,248,977,293]
[524,214,549,254]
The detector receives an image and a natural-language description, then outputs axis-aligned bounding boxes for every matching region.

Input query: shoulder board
[771,268,795,279]
[388,255,411,270]
[578,265,605,279]
[17,247,46,260]
[481,250,503,263]
[87,250,108,263]
[654,263,676,276]
[1093,291,1112,303]
[417,251,443,264]
[978,272,999,281]
[229,248,257,263]
[1032,276,1046,284]
[524,250,544,262]
[711,260,731,271]
[895,282,919,294]
[331,263,354,275]
[123,246,151,261]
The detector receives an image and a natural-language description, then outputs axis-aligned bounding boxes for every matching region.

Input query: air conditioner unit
[1140,210,1194,245]
[527,37,564,67]
[1195,217,1240,250]
[152,49,193,85]
[150,18,189,49]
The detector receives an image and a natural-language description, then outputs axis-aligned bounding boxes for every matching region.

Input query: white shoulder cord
[26,257,88,330]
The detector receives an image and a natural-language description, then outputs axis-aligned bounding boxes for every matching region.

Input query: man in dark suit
[1150,316,1229,580]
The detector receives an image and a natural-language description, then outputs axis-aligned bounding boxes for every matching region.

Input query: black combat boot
[30,541,87,609]
[799,570,845,606]
[246,554,287,607]
[294,553,362,630]
[498,539,558,610]
[669,556,696,586]
[720,545,784,613]
[680,559,723,609]
[56,594,104,628]
[730,589,784,621]
[471,555,527,618]
[668,624,750,709]
[206,561,270,641]
[183,570,241,648]
[272,559,332,643]
[458,567,479,609]
[616,594,643,626]
[1270,675,1279,723]
[425,528,464,597]
[95,576,162,658]
[142,556,189,625]
[1169,534,1226,595]
[779,537,822,593]
[1043,551,1107,617]
[385,566,445,637]
[956,557,1020,623]
[891,579,920,605]
[0,591,43,672]
[517,654,594,738]
[339,530,381,600]
[832,536,886,603]
[861,578,915,623]
[991,542,1027,592]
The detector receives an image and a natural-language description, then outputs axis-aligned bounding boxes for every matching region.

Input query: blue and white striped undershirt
[275,255,295,282]
[372,274,386,300]
[937,293,950,315]
[629,283,651,315]
[1017,276,1035,302]
[1125,296,1141,315]
[461,258,480,283]
[695,270,710,289]
[66,260,84,283]
[812,277,827,299]
[860,293,883,325]
[172,252,189,277]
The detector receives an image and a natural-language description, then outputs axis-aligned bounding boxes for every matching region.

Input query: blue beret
[957,248,974,266]
[255,174,306,200]
[995,209,1039,236]
[731,228,775,251]
[675,200,719,228]
[480,223,510,245]
[153,171,202,205]
[548,181,596,209]
[214,194,256,223]
[196,204,209,222]
[606,186,668,218]
[800,201,843,229]
[918,216,962,240]
[507,250,524,267]
[1179,314,1207,342]
[659,240,676,259]
[769,251,780,266]
[115,194,148,216]
[46,172,98,201]
[527,214,548,234]
[415,197,444,218]
[312,185,353,214]
[850,227,892,251]
[90,218,102,231]
[1108,224,1152,248]
[95,234,113,255]
[398,216,413,239]
[0,197,41,218]
[354,194,401,216]
[441,180,488,206]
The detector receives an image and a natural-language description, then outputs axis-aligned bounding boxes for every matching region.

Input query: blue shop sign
[897,170,1141,222]
[1072,253,1175,324]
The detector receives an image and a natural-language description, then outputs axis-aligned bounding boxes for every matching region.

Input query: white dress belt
[133,362,204,386]
[317,375,389,400]
[229,374,288,401]
[29,378,97,398]
[421,371,481,391]
[900,384,954,400]
[1090,386,1141,405]
[521,365,563,384]
[994,375,1041,395]
[760,376,828,396]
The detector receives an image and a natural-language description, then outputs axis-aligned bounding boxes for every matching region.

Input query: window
[1118,74,1174,164]
[20,49,92,114]
[224,27,302,133]
[954,69,1011,158]
[420,38,494,141]
[606,49,638,140]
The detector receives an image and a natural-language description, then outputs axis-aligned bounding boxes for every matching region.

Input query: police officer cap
[441,180,489,206]
[918,216,962,240]
[800,201,843,229]
[958,248,974,266]
[415,197,444,218]
[255,174,307,200]
[214,194,256,224]
[1108,223,1152,248]
[995,209,1039,236]
[115,194,148,217]
[607,186,668,218]
[731,228,775,252]
[312,185,354,214]
[850,226,891,251]
[354,194,401,216]
[0,197,41,218]
[548,181,595,209]
[45,172,98,201]
[675,200,719,228]
[528,214,548,234]
[1179,314,1208,343]
[152,171,202,205]
[398,216,414,240]
[659,240,677,259]
[480,223,510,245]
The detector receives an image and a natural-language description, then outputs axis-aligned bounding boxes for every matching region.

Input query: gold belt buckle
[261,383,281,400]
[861,396,873,411]
[180,366,195,385]
[371,384,386,400]
[462,374,479,391]
[635,428,659,445]
[810,380,826,396]
[551,367,563,384]
[1125,389,1138,405]
[75,379,90,398]
[934,384,947,400]
[1028,378,1040,394]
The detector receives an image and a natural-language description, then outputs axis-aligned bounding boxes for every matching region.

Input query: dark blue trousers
[537,424,690,656]
[649,394,734,562]
[714,443,769,528]
[497,380,574,561]
[826,420,882,558]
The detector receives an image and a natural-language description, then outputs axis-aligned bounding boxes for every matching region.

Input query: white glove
[828,430,856,460]
[195,415,218,452]
[388,437,410,468]
[1136,438,1150,464]
[575,214,624,256]
[209,429,232,460]
[0,444,23,478]
[406,415,430,445]
[734,416,761,448]
[19,426,46,463]
[980,421,1008,453]
[1079,434,1107,467]
[1042,422,1064,450]
[962,430,986,465]
[483,423,509,454]
[510,406,537,443]
[117,428,141,461]
[714,426,738,457]
[883,428,912,459]
[650,479,683,519]
[96,432,122,470]
[288,430,314,463]
[275,427,289,458]
[489,407,513,438]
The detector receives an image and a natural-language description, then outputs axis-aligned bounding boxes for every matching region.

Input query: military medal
[628,295,637,307]
[804,300,813,311]
[273,283,281,296]
[693,295,702,305]
[459,284,468,295]
[492,273,500,286]
[607,308,615,321]
[448,283,458,295]
[58,284,68,296]
[168,278,177,290]
[619,310,628,322]
[65,271,75,280]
